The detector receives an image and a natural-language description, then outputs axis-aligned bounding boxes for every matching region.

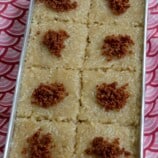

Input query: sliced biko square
[75,123,139,158]
[25,21,88,69]
[33,0,91,23]
[9,118,76,158]
[79,69,141,125]
[17,67,80,121]
[84,24,143,71]
[89,0,145,25]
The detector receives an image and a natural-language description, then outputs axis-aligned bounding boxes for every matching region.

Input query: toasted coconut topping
[96,82,129,111]
[38,0,78,12]
[102,34,134,61]
[22,129,53,158]
[85,137,131,158]
[43,30,69,57]
[108,0,130,15]
[31,83,68,108]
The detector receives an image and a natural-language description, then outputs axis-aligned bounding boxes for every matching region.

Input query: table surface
[0,0,158,157]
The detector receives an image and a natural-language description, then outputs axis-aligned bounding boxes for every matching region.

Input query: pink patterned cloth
[0,0,158,158]
[0,1,29,157]
[144,0,158,157]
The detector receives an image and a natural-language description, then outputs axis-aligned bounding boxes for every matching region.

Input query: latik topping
[85,137,131,158]
[43,30,69,57]
[38,0,78,12]
[102,34,134,61]
[108,0,130,15]
[31,83,68,108]
[96,82,129,111]
[22,129,53,158]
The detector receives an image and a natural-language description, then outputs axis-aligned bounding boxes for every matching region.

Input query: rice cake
[9,118,76,158]
[84,24,143,70]
[9,0,145,157]
[75,122,138,158]
[33,0,91,23]
[89,0,144,25]
[79,69,141,125]
[17,67,80,121]
[25,21,88,69]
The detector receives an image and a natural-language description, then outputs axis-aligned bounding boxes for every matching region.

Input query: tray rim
[140,0,148,157]
[3,0,148,157]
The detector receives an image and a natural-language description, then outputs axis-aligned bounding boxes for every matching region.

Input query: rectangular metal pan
[3,0,148,157]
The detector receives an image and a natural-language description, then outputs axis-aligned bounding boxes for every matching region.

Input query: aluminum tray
[3,0,148,157]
